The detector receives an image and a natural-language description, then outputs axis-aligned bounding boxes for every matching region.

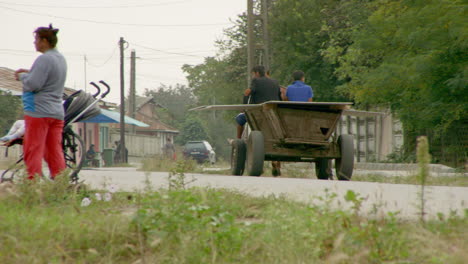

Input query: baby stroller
[0,81,110,184]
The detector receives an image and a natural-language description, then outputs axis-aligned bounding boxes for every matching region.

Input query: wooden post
[247,0,271,81]
[374,116,379,161]
[365,117,369,162]
[119,37,126,163]
[129,50,136,134]
[356,117,361,162]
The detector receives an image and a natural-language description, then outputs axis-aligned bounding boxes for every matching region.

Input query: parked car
[183,140,216,164]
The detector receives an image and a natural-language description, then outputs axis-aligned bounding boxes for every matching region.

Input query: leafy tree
[181,16,248,159]
[182,14,249,107]
[268,0,353,102]
[176,114,209,145]
[0,91,22,135]
[179,0,466,165]
[144,84,197,128]
[335,0,467,164]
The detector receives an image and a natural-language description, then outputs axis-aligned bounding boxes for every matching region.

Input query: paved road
[79,167,468,220]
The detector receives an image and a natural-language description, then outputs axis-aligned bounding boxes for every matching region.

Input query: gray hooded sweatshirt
[20,48,67,120]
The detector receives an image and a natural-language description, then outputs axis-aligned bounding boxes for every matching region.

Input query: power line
[130,42,205,57]
[0,5,232,27]
[0,0,188,9]
[136,74,187,83]
[0,48,118,58]
[85,44,119,67]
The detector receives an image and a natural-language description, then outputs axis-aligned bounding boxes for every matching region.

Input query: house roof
[123,95,164,111]
[0,67,20,94]
[134,111,178,132]
[0,67,76,95]
[118,94,178,133]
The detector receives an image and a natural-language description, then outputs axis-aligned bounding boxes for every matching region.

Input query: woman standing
[15,24,67,179]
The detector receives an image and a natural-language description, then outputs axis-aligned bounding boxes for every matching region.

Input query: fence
[109,132,166,157]
[339,110,403,162]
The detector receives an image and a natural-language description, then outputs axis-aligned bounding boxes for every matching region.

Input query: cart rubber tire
[245,131,264,176]
[335,134,354,181]
[231,139,246,176]
[315,159,332,180]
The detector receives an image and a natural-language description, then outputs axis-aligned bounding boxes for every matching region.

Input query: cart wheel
[315,159,332,180]
[63,128,84,183]
[231,139,246,176]
[245,131,265,176]
[335,134,354,181]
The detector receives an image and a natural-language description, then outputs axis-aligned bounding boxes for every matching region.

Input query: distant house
[109,95,179,157]
[0,67,76,96]
[131,96,178,136]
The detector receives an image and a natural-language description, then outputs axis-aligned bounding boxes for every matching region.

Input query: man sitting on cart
[270,70,314,176]
[284,70,314,102]
[235,65,281,139]
[268,70,315,176]
[235,65,282,176]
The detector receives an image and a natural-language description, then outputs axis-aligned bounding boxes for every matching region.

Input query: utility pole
[247,0,271,84]
[83,55,88,150]
[129,49,136,133]
[119,37,127,164]
[261,0,271,70]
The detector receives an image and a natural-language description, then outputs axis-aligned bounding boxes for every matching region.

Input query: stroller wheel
[63,128,84,183]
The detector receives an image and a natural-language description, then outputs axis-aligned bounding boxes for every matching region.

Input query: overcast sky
[0,0,246,103]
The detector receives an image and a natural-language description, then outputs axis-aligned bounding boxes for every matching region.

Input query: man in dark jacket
[235,65,281,138]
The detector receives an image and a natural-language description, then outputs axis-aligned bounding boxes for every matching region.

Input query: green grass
[140,154,201,173]
[0,172,467,263]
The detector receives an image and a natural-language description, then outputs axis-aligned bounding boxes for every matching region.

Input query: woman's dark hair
[251,65,266,77]
[34,24,59,48]
[292,71,305,81]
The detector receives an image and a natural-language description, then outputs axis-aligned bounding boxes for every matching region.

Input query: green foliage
[1,180,467,263]
[0,91,22,134]
[141,154,199,173]
[182,55,241,158]
[0,181,139,263]
[268,0,355,102]
[176,114,209,145]
[157,0,466,164]
[144,82,234,159]
[144,83,197,128]
[334,0,467,163]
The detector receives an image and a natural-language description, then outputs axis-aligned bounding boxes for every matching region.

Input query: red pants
[24,115,66,179]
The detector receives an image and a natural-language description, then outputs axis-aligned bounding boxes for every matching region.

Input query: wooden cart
[193,101,354,180]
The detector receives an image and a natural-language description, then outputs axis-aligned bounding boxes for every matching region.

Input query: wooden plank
[263,141,340,160]
[365,117,369,162]
[282,138,330,146]
[191,101,353,112]
[343,109,385,117]
[275,108,339,142]
[190,104,262,111]
[262,104,286,140]
[356,117,361,162]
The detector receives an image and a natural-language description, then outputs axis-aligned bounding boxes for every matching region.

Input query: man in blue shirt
[272,71,312,177]
[285,71,313,102]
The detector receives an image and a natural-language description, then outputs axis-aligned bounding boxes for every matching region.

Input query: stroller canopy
[63,91,101,125]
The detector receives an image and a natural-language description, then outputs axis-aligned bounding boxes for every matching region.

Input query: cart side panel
[263,141,341,161]
[245,108,277,142]
[276,108,341,143]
